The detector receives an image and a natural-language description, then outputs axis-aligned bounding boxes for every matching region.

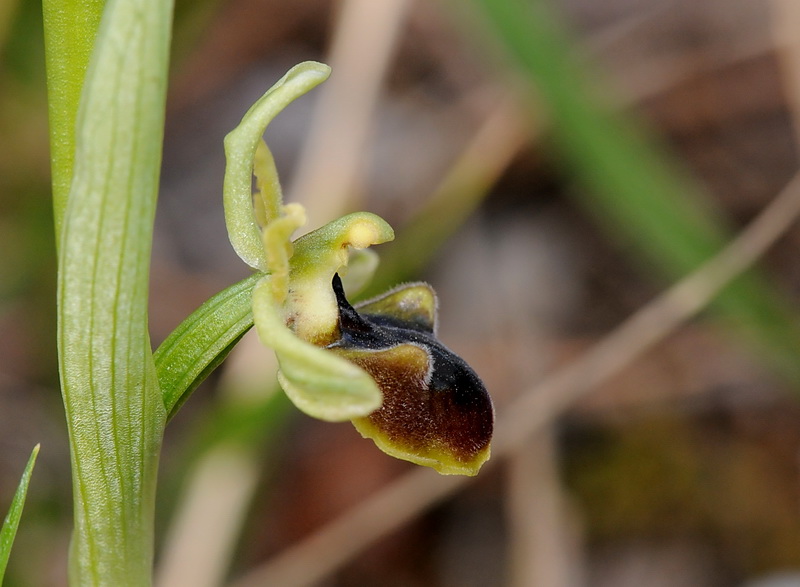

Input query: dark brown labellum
[327,274,494,475]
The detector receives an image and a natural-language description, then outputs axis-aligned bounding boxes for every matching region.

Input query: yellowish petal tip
[352,417,491,476]
[346,214,394,249]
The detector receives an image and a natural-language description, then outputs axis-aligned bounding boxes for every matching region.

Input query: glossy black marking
[331,275,484,398]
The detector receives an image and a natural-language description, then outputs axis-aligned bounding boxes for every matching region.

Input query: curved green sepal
[155,273,261,419]
[252,276,382,421]
[356,282,438,334]
[223,61,331,270]
[0,444,40,582]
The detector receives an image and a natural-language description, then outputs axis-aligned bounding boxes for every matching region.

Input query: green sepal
[223,61,330,271]
[339,249,380,296]
[252,275,382,421]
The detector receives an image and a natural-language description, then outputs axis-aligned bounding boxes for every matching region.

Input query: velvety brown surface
[344,344,493,464]
[328,274,493,465]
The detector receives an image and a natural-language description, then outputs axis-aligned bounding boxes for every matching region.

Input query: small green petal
[253,140,282,227]
[262,203,307,304]
[252,276,382,421]
[338,248,380,296]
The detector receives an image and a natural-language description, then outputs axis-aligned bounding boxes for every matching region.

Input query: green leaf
[0,444,39,583]
[155,273,261,419]
[50,0,173,582]
[42,0,105,243]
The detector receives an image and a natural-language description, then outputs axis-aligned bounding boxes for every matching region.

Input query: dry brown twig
[506,428,585,587]
[230,171,800,587]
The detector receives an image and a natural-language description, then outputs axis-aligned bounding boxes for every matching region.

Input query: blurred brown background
[4,0,800,585]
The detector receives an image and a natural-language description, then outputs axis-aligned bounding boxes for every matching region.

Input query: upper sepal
[223,62,331,271]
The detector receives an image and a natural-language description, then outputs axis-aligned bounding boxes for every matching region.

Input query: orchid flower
[223,62,493,475]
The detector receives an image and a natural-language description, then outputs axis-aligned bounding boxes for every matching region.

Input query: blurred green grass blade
[155,273,260,420]
[42,0,105,243]
[467,0,800,383]
[469,0,722,269]
[52,0,173,581]
[0,444,39,582]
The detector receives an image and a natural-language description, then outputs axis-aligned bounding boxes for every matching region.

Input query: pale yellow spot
[346,221,380,249]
